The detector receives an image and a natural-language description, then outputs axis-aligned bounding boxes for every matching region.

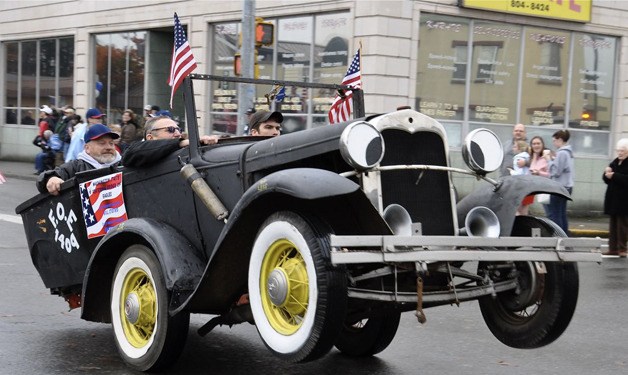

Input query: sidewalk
[0,160,609,237]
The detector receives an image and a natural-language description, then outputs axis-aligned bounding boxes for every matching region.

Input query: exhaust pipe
[180,164,229,222]
[459,206,500,238]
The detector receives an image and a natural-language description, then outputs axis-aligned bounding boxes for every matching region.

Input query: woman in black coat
[602,138,628,257]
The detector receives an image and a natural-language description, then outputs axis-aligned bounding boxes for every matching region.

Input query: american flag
[79,172,128,239]
[168,13,198,108]
[328,48,362,124]
[0,172,6,184]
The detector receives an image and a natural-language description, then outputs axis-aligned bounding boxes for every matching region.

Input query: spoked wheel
[248,211,347,363]
[111,245,189,371]
[478,216,579,348]
[335,310,401,356]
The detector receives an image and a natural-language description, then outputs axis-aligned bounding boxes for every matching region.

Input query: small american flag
[0,172,6,184]
[168,13,198,108]
[328,48,362,124]
[79,172,128,239]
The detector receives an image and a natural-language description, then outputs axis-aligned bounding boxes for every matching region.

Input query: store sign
[460,0,592,23]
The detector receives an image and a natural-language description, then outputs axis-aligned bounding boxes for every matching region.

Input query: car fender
[81,217,206,323]
[457,175,570,237]
[173,168,390,314]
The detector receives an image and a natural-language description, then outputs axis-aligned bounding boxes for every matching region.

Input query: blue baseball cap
[84,124,120,143]
[85,108,104,119]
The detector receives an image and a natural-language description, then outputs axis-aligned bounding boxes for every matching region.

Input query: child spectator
[511,140,530,176]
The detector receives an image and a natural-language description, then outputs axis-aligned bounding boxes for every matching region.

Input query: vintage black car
[16,75,602,372]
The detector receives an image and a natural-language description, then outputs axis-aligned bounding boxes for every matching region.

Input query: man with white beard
[37,123,122,195]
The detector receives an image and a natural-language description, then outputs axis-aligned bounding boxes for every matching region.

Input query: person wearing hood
[36,124,122,195]
[545,129,574,235]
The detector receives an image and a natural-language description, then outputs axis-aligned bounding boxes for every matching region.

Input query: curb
[2,172,38,182]
[569,229,608,238]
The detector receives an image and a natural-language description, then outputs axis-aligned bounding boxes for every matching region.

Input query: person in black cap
[36,123,122,195]
[249,110,282,137]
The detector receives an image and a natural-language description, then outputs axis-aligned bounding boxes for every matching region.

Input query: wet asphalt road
[1,178,627,374]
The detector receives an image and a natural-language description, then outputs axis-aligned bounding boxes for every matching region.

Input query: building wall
[0,0,626,215]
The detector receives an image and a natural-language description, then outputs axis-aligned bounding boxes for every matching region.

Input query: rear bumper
[330,235,603,264]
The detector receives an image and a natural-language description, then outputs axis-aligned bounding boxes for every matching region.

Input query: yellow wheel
[249,212,347,363]
[118,265,157,348]
[111,245,189,371]
[259,239,309,335]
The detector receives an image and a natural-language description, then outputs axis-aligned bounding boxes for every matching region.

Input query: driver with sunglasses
[122,115,220,168]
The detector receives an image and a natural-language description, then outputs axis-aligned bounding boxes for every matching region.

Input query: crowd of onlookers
[31,104,167,174]
[501,122,628,257]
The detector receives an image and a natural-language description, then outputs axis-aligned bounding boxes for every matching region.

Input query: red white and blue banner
[79,172,128,239]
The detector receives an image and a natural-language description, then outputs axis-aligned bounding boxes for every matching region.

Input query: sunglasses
[151,126,181,134]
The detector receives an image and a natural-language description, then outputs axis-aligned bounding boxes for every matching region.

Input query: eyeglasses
[151,126,181,134]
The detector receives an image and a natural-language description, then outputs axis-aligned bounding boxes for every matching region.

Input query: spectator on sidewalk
[32,130,56,174]
[546,130,574,235]
[511,140,530,176]
[500,123,527,177]
[118,109,143,152]
[38,105,56,137]
[65,108,104,162]
[602,138,628,257]
[522,136,551,216]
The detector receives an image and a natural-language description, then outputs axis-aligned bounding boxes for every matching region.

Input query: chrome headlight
[462,128,503,175]
[339,121,385,171]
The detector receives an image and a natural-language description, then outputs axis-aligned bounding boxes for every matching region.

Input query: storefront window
[520,27,570,127]
[569,33,616,131]
[210,12,351,135]
[313,13,351,121]
[468,22,521,125]
[2,37,73,126]
[277,17,311,132]
[416,15,469,145]
[4,42,18,125]
[417,14,616,157]
[94,31,146,123]
[211,22,239,134]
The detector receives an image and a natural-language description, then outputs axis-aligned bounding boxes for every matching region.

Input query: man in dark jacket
[122,115,219,168]
[37,124,122,195]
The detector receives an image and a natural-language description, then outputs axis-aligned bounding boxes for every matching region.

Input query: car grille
[379,129,455,235]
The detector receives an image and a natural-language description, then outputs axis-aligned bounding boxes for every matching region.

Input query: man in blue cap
[65,108,106,162]
[37,123,122,195]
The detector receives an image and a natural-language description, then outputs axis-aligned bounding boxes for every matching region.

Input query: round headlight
[339,121,385,171]
[462,128,503,175]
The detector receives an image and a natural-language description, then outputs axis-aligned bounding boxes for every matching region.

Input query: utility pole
[237,0,256,135]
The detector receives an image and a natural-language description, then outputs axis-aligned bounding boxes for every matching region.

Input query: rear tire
[111,245,189,371]
[478,216,579,348]
[335,310,401,356]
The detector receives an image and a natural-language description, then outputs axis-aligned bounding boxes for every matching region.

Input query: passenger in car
[121,115,220,168]
[36,124,122,195]
[248,110,282,137]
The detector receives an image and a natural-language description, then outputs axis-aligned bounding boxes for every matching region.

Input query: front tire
[111,245,189,371]
[478,216,579,348]
[248,211,347,363]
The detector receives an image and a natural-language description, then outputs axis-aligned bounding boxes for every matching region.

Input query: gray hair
[144,115,172,137]
[617,138,628,151]
[43,129,53,139]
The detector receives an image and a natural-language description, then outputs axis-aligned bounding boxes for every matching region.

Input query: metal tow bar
[415,276,427,324]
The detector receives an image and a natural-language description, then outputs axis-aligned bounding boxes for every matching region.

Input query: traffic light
[255,18,274,47]
[233,50,260,78]
[234,53,242,76]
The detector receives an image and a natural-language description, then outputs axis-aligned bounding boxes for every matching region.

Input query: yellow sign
[460,0,592,23]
